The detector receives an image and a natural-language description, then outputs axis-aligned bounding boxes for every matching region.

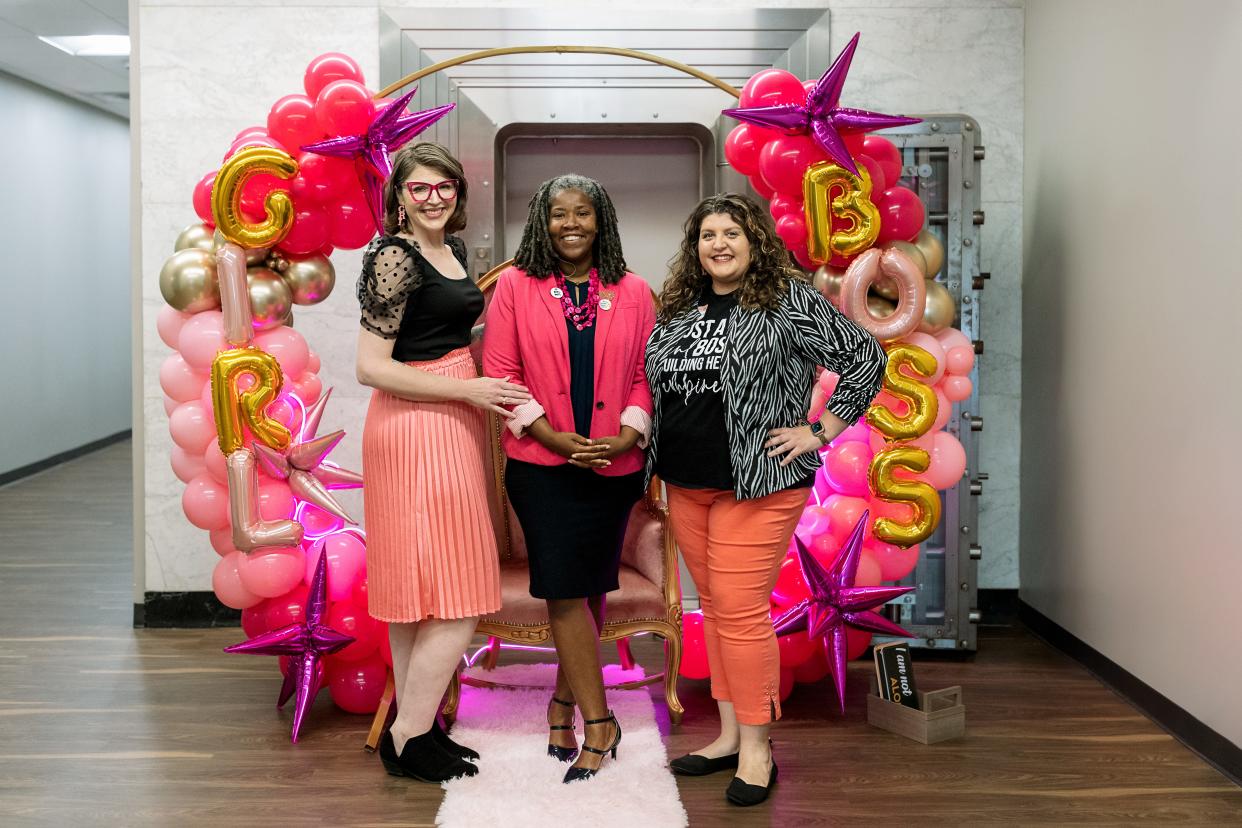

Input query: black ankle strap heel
[547,696,578,762]
[562,711,621,783]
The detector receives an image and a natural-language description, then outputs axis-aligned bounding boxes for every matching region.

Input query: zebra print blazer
[644,279,887,500]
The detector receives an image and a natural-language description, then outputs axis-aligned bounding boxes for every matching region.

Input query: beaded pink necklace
[556,269,600,330]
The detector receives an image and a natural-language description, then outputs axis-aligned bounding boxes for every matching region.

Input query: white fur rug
[435,663,687,828]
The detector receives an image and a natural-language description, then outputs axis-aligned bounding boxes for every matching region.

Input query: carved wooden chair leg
[365,670,397,751]
[663,636,685,725]
[616,636,636,671]
[482,635,502,671]
[440,664,462,725]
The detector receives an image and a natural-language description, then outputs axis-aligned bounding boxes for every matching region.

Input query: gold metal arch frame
[378,44,743,100]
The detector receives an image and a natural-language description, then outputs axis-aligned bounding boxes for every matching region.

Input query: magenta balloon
[855,153,887,195]
[823,440,873,497]
[724,123,764,176]
[875,186,926,243]
[862,135,902,186]
[327,194,378,250]
[775,212,809,252]
[326,600,379,662]
[679,611,710,679]
[759,134,827,197]
[304,52,365,100]
[739,68,806,109]
[268,94,323,153]
[314,79,375,137]
[193,171,216,226]
[327,656,387,714]
[305,533,367,602]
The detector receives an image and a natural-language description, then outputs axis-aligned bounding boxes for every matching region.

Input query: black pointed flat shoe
[725,759,778,806]
[379,729,479,783]
[669,751,740,776]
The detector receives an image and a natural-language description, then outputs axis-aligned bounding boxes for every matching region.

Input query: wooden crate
[866,679,965,745]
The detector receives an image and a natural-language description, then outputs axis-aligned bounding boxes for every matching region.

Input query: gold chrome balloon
[282,254,336,306]
[210,347,290,454]
[247,267,293,332]
[869,446,940,547]
[866,293,896,317]
[213,229,271,266]
[804,161,881,264]
[159,248,220,313]
[866,342,939,440]
[210,146,298,249]
[174,223,215,253]
[914,229,945,278]
[812,265,847,306]
[881,240,927,278]
[918,278,956,335]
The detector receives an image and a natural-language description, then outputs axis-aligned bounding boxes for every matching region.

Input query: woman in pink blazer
[483,174,654,784]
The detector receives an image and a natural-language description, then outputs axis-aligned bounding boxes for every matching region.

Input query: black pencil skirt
[504,458,644,600]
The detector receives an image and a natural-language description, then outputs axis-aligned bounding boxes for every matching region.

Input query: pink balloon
[327,656,387,714]
[809,531,840,568]
[281,201,330,256]
[823,441,873,497]
[679,611,710,679]
[724,123,765,177]
[210,526,238,557]
[758,134,828,197]
[862,136,902,187]
[160,353,208,403]
[945,345,975,376]
[865,540,920,582]
[901,331,946,385]
[304,53,365,101]
[935,326,972,354]
[774,213,808,252]
[238,547,306,598]
[292,152,354,204]
[326,600,379,662]
[170,445,206,484]
[177,310,228,373]
[213,551,263,609]
[315,79,375,137]
[268,94,323,154]
[265,584,309,630]
[306,351,321,373]
[305,533,367,602]
[266,397,297,430]
[168,401,216,454]
[326,193,377,249]
[291,372,323,406]
[192,171,217,226]
[875,186,926,243]
[253,326,309,379]
[157,305,192,350]
[182,473,230,531]
[942,374,974,403]
[233,125,269,143]
[202,440,228,485]
[258,478,297,521]
[924,431,967,490]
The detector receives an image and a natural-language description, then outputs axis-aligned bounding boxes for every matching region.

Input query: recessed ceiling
[0,0,129,119]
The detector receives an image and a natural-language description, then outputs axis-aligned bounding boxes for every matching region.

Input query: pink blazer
[482,265,655,476]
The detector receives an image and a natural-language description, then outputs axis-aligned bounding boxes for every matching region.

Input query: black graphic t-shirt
[654,288,736,490]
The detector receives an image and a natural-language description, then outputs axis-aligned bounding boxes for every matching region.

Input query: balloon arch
[156,37,974,741]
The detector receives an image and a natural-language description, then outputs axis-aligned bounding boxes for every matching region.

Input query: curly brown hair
[658,193,805,321]
[382,142,468,235]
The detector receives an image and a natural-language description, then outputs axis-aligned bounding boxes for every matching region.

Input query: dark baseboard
[978,588,1020,626]
[139,592,241,628]
[1019,600,1241,786]
[0,429,131,487]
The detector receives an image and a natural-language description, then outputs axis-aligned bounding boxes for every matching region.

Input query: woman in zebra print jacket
[647,193,886,806]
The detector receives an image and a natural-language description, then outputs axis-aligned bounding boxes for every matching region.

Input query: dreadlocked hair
[658,193,806,322]
[512,173,628,285]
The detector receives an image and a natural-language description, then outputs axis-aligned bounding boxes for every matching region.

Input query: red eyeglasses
[404,180,459,203]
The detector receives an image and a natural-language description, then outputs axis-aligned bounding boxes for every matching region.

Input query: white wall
[136,0,1024,592]
[0,70,130,476]
[1022,0,1242,746]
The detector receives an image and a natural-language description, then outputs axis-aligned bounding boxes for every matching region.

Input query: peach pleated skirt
[361,347,501,623]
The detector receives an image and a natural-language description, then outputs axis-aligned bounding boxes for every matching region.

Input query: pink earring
[397,205,407,227]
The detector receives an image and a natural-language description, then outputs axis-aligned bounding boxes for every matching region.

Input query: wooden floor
[0,441,1238,826]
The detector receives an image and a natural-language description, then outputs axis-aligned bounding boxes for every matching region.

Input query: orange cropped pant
[666,483,808,726]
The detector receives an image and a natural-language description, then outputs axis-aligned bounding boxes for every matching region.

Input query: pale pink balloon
[818,370,840,396]
[856,549,883,587]
[213,551,264,609]
[935,326,972,354]
[291,371,322,405]
[168,401,216,454]
[203,440,229,485]
[900,331,946,385]
[210,526,239,557]
[254,326,310,379]
[162,396,178,417]
[932,387,951,432]
[305,533,367,602]
[823,441,873,497]
[942,374,974,403]
[945,345,975,376]
[177,310,229,373]
[157,305,192,350]
[797,504,831,538]
[924,431,967,490]
[238,547,306,598]
[198,375,215,413]
[865,540,919,582]
[258,478,297,521]
[160,353,209,403]
[182,473,231,530]
[306,350,321,373]
[170,445,206,483]
[267,397,297,429]
[824,494,869,540]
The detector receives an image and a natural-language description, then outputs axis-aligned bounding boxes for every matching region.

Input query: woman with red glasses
[355,142,530,782]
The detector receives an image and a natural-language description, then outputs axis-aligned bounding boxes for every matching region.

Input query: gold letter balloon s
[211,146,299,249]
[869,446,941,547]
[866,343,939,441]
[210,348,291,454]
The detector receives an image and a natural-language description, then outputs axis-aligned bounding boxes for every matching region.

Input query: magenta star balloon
[774,511,914,712]
[224,552,354,742]
[301,88,455,233]
[723,33,921,175]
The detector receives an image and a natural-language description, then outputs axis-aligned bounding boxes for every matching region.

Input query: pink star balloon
[224,551,354,742]
[723,33,921,176]
[253,388,363,524]
[773,511,914,712]
[301,88,455,233]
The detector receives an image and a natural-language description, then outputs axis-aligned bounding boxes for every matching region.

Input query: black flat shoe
[669,751,739,776]
[432,717,480,761]
[379,729,479,783]
[547,696,578,763]
[563,711,621,783]
[726,759,778,806]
